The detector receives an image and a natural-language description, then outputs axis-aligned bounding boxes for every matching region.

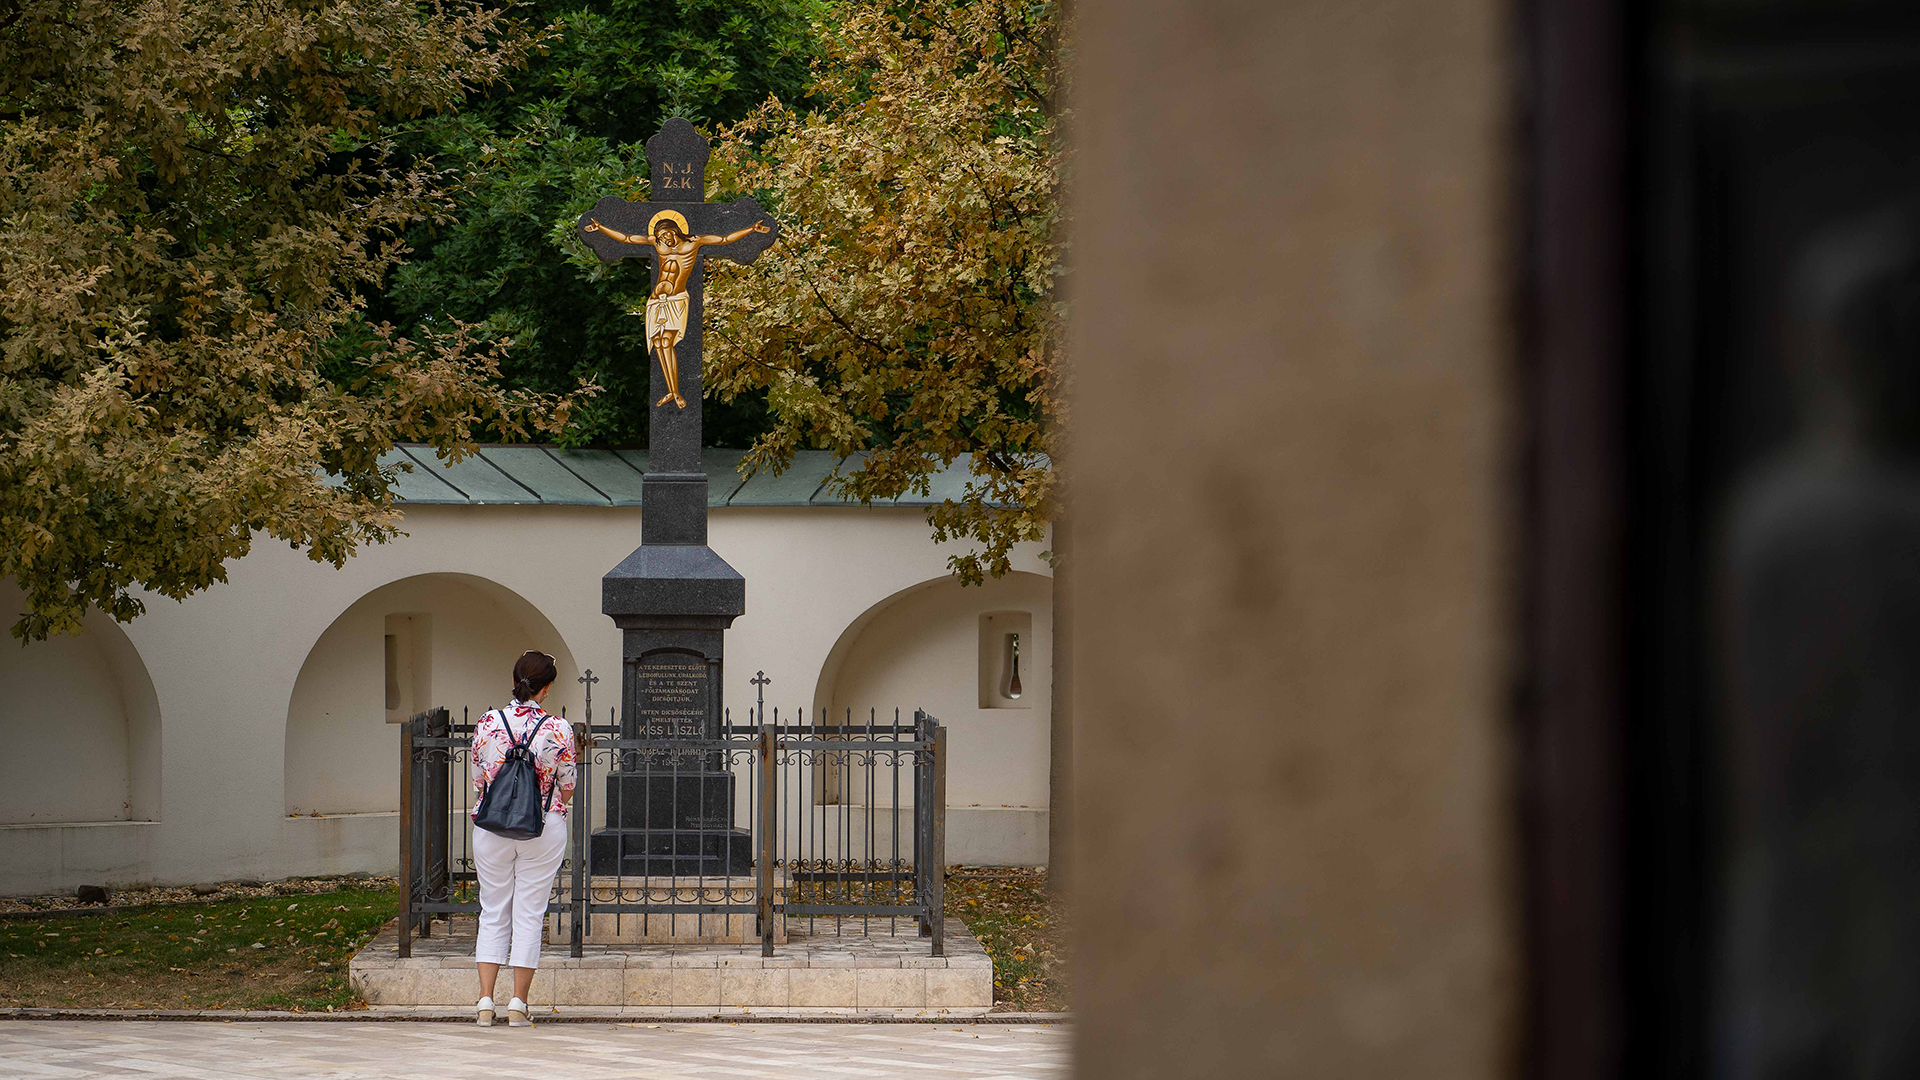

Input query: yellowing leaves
[0,0,587,641]
[704,0,1065,586]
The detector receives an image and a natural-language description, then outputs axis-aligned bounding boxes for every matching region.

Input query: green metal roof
[544,449,647,506]
[374,446,993,508]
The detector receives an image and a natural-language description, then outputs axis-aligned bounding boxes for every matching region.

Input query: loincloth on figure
[645,291,689,343]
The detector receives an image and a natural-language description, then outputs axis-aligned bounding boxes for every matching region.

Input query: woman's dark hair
[512,651,557,703]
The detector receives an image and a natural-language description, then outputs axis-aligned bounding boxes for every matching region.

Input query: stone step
[589,827,753,876]
[349,916,993,1012]
[603,771,737,830]
[548,874,787,945]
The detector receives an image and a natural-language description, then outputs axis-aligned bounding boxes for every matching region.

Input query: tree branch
[806,274,890,357]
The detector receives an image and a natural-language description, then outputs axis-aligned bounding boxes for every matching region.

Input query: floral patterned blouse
[470,701,577,820]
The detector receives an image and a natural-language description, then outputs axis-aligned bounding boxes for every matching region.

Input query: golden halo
[648,209,690,235]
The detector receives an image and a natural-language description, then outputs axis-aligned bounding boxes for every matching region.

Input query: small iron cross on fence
[751,671,771,724]
[577,668,599,723]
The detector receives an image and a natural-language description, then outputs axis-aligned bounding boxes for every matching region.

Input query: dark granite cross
[577,118,779,496]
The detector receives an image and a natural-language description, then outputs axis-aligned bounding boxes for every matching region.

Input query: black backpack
[472,711,555,840]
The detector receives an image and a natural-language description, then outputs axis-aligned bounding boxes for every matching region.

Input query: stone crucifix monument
[577,118,778,879]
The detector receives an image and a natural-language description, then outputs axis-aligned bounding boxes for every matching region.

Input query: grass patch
[945,867,1063,1012]
[0,870,1065,1013]
[0,885,397,1011]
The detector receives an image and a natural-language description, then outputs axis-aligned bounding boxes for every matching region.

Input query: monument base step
[547,874,789,945]
[588,826,755,877]
[349,916,992,1012]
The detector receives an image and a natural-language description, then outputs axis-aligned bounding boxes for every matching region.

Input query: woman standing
[470,651,576,1027]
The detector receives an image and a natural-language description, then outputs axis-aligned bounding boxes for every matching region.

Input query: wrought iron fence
[396,703,948,959]
[750,708,945,951]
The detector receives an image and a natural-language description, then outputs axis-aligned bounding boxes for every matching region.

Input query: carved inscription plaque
[656,159,698,192]
[635,653,711,739]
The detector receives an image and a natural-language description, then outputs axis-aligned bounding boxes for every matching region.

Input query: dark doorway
[1632,8,1920,1075]
[1527,2,1920,1077]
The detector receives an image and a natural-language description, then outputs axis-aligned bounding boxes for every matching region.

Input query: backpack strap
[506,710,560,815]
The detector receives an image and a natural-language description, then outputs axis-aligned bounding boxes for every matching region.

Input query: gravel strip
[0,876,397,917]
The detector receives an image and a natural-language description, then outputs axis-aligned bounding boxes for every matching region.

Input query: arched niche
[284,573,578,816]
[810,571,1054,812]
[0,580,161,824]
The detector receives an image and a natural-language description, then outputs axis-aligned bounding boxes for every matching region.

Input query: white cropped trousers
[472,812,569,969]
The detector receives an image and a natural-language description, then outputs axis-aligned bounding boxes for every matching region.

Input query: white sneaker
[475,996,494,1027]
[508,997,530,1027]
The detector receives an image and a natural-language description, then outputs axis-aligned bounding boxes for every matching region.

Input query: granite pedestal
[589,771,753,876]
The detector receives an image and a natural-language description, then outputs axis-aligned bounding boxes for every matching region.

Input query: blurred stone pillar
[1068,1,1518,1076]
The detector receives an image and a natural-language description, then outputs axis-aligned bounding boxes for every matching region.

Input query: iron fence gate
[397,705,947,958]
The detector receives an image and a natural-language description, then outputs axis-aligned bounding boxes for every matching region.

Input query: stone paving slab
[0,1019,1070,1078]
[0,1008,1072,1023]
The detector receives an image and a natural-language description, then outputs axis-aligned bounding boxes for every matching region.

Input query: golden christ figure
[583,210,772,409]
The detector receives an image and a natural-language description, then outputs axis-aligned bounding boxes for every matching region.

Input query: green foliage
[370,0,822,448]
[0,886,397,1011]
[0,0,592,641]
[708,0,1064,583]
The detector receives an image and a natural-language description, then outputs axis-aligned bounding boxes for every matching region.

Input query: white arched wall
[284,573,579,816]
[813,571,1053,865]
[0,502,1049,894]
[0,581,160,825]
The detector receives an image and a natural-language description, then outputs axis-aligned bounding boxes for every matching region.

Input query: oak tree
[0,0,585,640]
[703,0,1064,584]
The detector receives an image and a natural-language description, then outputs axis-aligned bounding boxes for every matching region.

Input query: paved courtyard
[0,1020,1069,1078]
